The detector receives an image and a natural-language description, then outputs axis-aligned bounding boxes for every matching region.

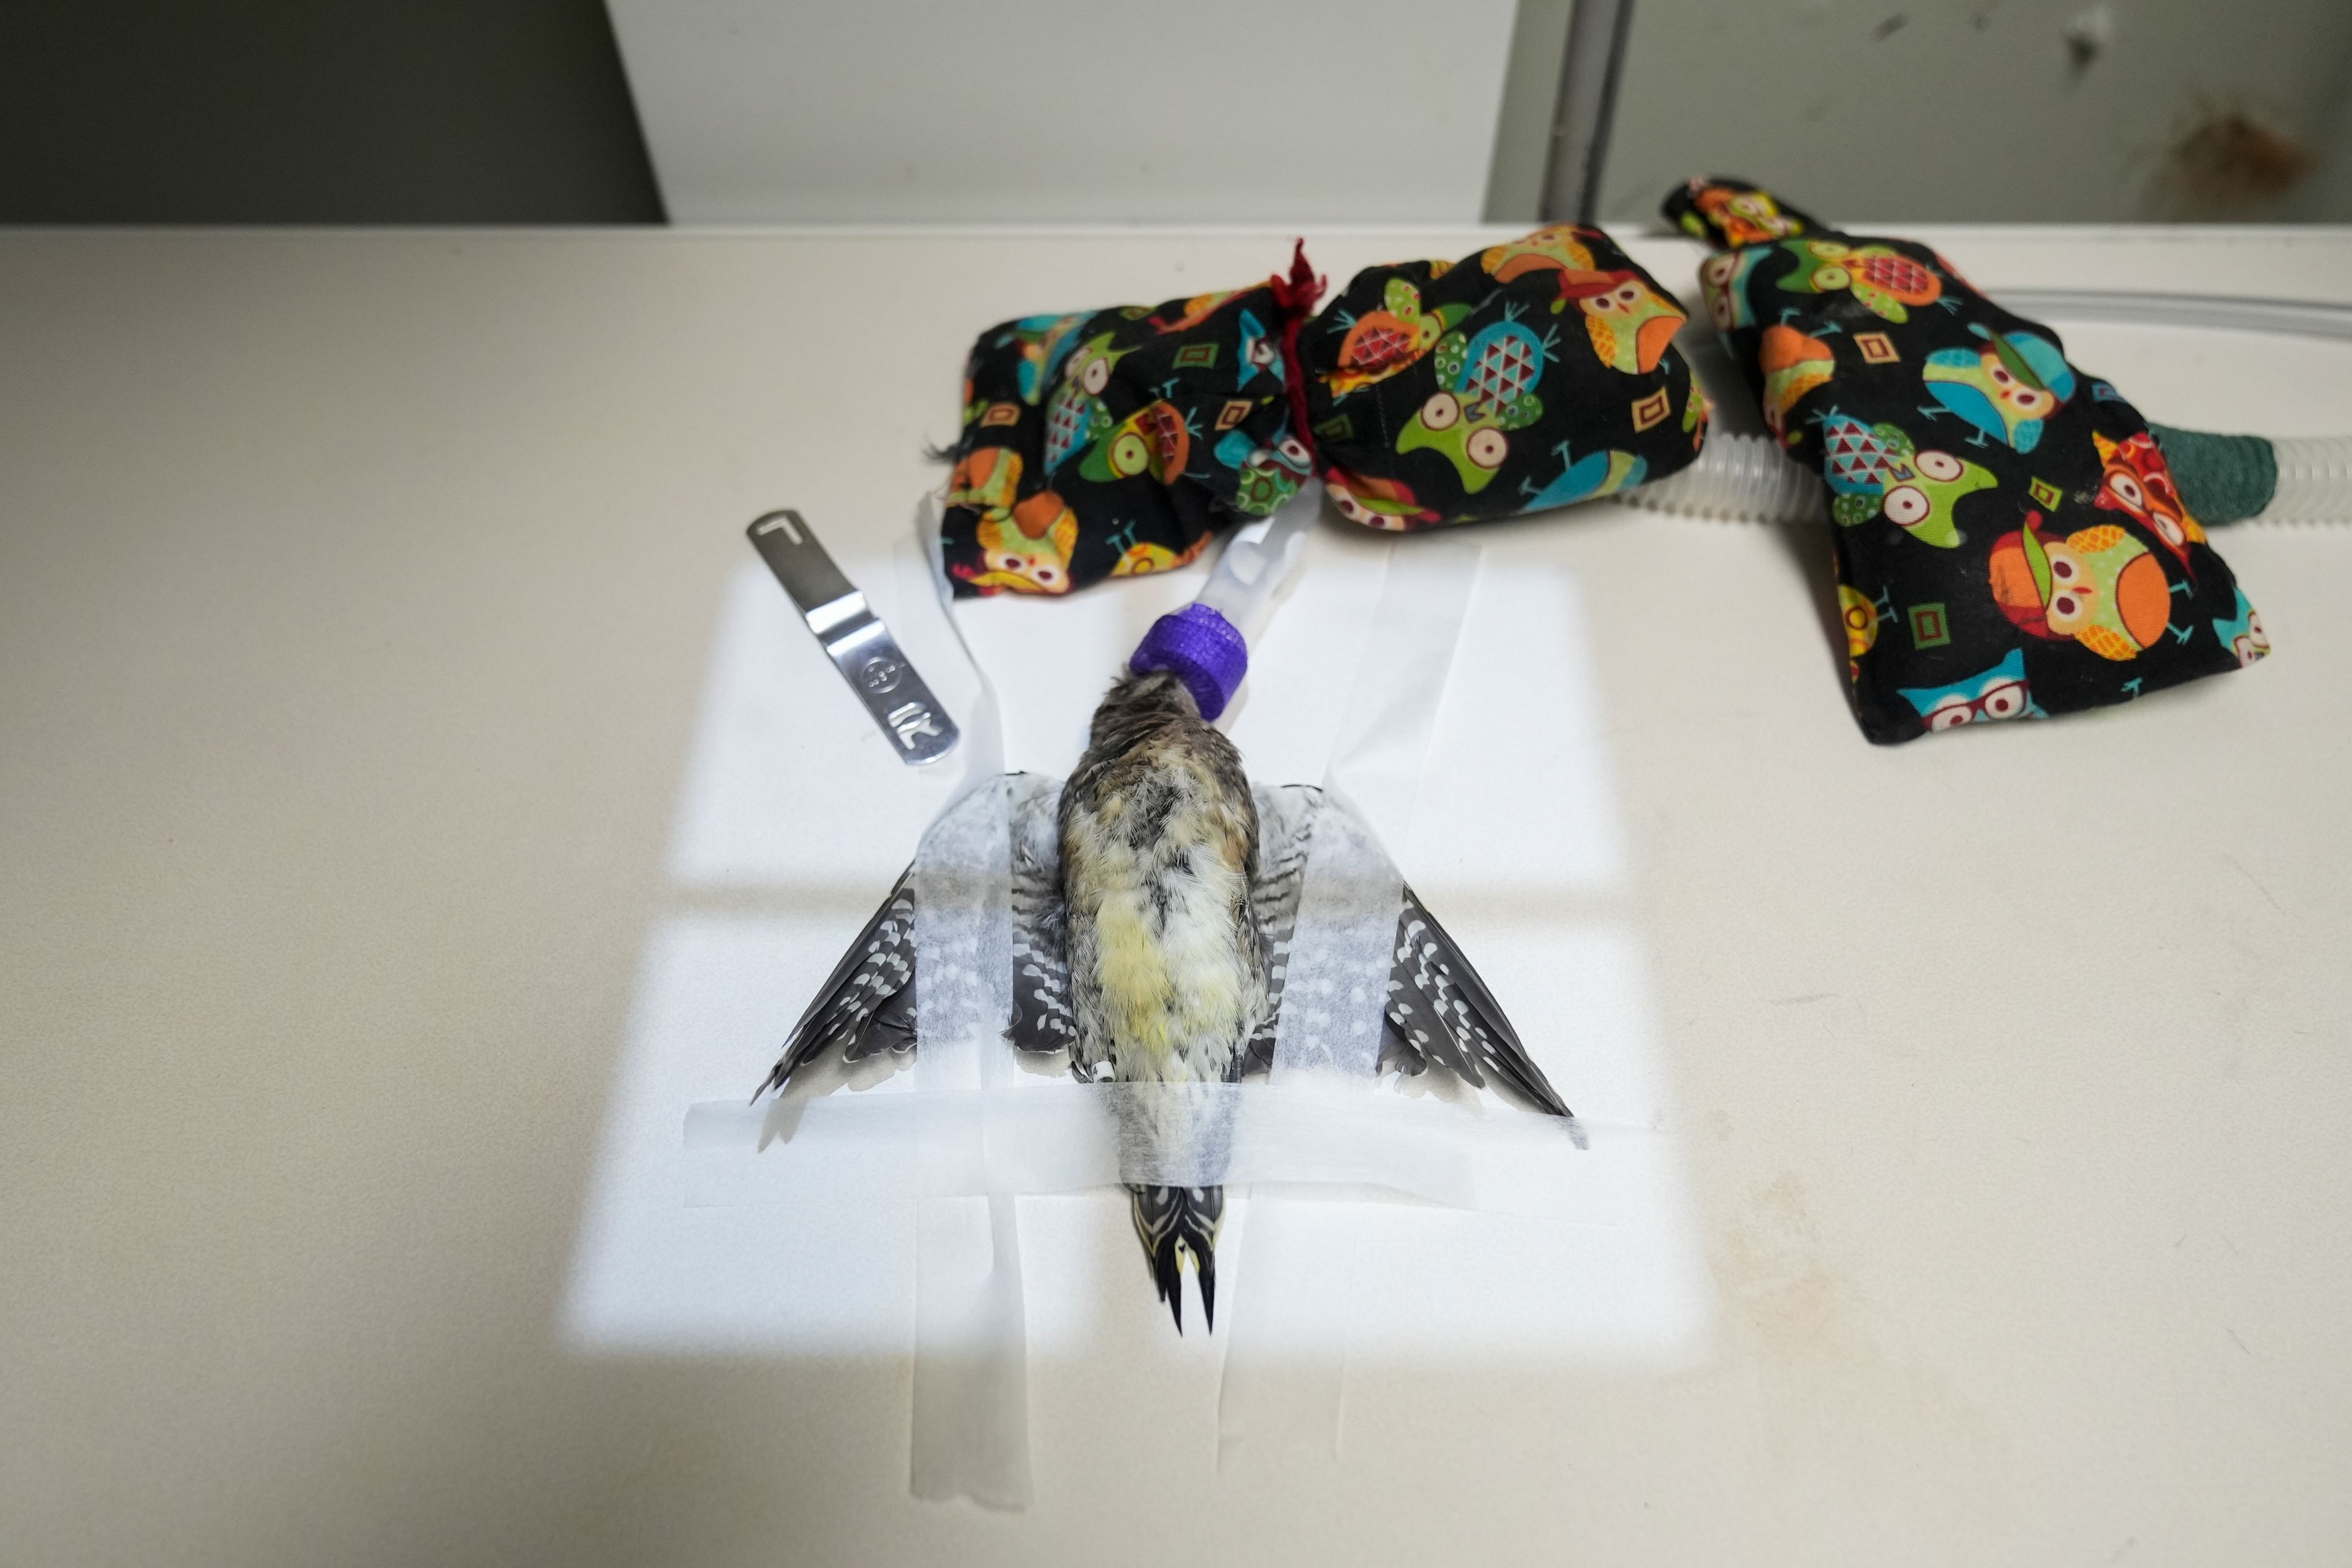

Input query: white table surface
[4,223,2349,1566]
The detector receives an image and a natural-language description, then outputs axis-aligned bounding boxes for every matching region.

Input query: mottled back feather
[1007,774,1075,1054]
[1057,670,1265,1087]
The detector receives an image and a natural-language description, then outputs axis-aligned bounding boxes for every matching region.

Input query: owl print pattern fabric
[1664,176,2266,745]
[940,229,1707,597]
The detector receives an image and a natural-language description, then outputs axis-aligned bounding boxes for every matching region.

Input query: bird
[758,673,1579,1333]
[1057,668,1262,1332]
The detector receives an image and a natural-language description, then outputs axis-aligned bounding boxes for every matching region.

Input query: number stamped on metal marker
[747,510,960,765]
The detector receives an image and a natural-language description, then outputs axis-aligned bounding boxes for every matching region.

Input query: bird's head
[1090,668,1201,750]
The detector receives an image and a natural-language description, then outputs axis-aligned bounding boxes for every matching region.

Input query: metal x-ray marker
[747,510,960,765]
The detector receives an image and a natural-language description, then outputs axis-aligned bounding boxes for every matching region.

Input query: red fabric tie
[1265,239,1329,478]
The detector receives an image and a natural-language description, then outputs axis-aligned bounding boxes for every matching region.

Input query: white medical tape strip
[1262,533,1480,1085]
[1264,792,1396,1081]
[1221,535,1483,1467]
[685,1085,1607,1212]
[1216,1196,1349,1462]
[902,505,1031,1510]
[1321,535,1482,848]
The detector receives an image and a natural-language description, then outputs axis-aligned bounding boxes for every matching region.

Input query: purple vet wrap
[1129,602,1250,721]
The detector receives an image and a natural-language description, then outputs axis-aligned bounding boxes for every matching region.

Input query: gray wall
[605,0,1521,225]
[7,1,2346,227]
[1593,0,2352,225]
[2293,70,2352,221]
[0,0,662,224]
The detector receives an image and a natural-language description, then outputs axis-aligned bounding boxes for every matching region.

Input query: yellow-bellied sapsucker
[760,677,1577,1333]
[1056,666,1264,1331]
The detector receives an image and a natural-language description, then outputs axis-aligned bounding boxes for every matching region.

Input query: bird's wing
[1235,790,1571,1119]
[1382,884,1574,1118]
[758,868,917,1099]
[761,775,1076,1099]
[1007,775,1075,1055]
[1242,783,1321,1074]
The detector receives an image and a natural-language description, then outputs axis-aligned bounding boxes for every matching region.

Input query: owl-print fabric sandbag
[941,230,1709,597]
[1663,176,2266,745]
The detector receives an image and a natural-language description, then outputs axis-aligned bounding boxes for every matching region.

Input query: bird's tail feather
[1129,1184,1223,1333]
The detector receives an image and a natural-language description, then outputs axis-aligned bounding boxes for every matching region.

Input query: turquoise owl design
[1396,307,1556,493]
[1922,323,2078,452]
[1518,442,1648,510]
[1819,413,1995,549]
[2211,587,2270,667]
[1897,647,2045,731]
[1000,312,1088,405]
[1235,308,1283,390]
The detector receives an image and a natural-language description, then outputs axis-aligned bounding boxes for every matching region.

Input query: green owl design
[1044,332,1128,472]
[1776,239,1943,323]
[1396,312,1553,493]
[1819,415,1994,549]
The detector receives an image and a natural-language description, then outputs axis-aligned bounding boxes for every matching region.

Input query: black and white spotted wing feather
[757,870,916,1099]
[1382,886,1574,1121]
[761,781,1074,1098]
[1235,787,1570,1122]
